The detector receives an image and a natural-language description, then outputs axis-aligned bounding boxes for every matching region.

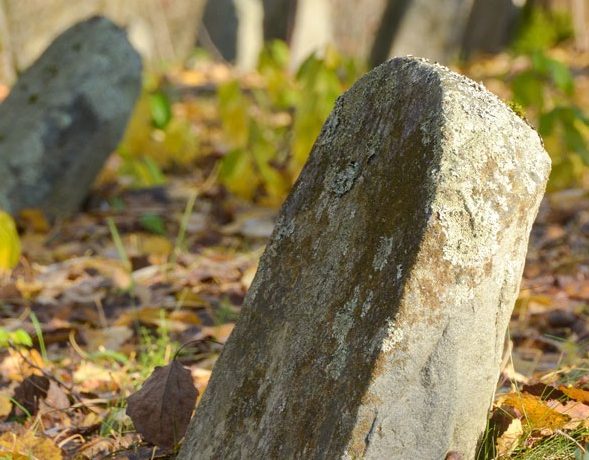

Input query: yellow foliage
[119,93,200,170]
[0,211,21,271]
[0,431,62,460]
[0,393,12,418]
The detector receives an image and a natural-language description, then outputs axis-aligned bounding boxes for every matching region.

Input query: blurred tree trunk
[0,0,206,84]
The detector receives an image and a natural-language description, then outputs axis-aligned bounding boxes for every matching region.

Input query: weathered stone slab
[0,17,141,218]
[179,57,550,459]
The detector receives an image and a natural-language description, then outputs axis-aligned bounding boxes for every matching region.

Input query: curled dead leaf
[496,418,523,457]
[13,374,49,415]
[126,359,198,448]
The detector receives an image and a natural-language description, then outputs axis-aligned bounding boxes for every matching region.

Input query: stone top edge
[382,55,540,135]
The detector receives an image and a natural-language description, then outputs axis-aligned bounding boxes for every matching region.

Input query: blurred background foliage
[110,1,589,206]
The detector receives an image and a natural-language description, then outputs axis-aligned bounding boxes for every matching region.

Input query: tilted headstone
[179,57,550,459]
[0,0,205,83]
[0,17,141,219]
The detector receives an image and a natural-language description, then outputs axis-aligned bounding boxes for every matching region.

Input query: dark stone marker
[0,16,141,218]
[179,57,550,459]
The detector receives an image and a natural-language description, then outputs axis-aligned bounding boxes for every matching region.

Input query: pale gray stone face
[179,57,550,460]
[0,16,141,219]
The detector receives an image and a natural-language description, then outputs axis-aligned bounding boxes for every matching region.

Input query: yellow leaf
[501,392,569,430]
[0,211,21,271]
[0,392,12,417]
[0,431,62,460]
[559,386,589,404]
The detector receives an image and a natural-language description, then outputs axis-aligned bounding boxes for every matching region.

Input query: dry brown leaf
[81,326,133,351]
[126,360,198,448]
[0,431,62,460]
[500,392,570,430]
[191,367,212,396]
[547,400,589,429]
[41,381,70,411]
[0,348,45,382]
[115,306,200,332]
[201,323,235,343]
[13,374,49,415]
[73,361,127,393]
[496,418,523,457]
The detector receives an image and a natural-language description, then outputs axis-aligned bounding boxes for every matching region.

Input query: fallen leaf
[0,348,45,382]
[0,431,62,459]
[0,392,12,418]
[126,359,198,448]
[522,383,566,400]
[496,418,523,457]
[81,326,133,351]
[115,306,200,332]
[74,361,126,393]
[560,385,589,403]
[500,392,570,430]
[201,323,235,343]
[191,367,212,396]
[547,399,589,429]
[13,374,50,415]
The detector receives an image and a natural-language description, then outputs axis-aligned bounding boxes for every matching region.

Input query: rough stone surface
[0,17,141,218]
[179,57,550,459]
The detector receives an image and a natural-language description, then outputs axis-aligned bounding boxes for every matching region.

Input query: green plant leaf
[139,213,166,235]
[149,92,172,129]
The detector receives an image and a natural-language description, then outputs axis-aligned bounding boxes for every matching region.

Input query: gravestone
[387,0,475,65]
[0,0,205,84]
[0,17,141,219]
[179,57,550,459]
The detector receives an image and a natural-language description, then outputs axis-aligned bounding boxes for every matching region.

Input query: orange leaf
[559,386,589,404]
[501,392,569,430]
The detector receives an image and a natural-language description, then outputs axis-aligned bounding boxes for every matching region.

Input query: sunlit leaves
[509,47,589,190]
[0,210,21,271]
[0,328,32,348]
[217,43,362,204]
[150,91,172,129]
[0,431,62,460]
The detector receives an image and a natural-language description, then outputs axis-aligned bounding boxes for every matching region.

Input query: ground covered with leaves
[1,34,589,460]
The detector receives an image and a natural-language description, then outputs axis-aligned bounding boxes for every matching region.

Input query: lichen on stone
[329,161,361,196]
[372,236,394,272]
